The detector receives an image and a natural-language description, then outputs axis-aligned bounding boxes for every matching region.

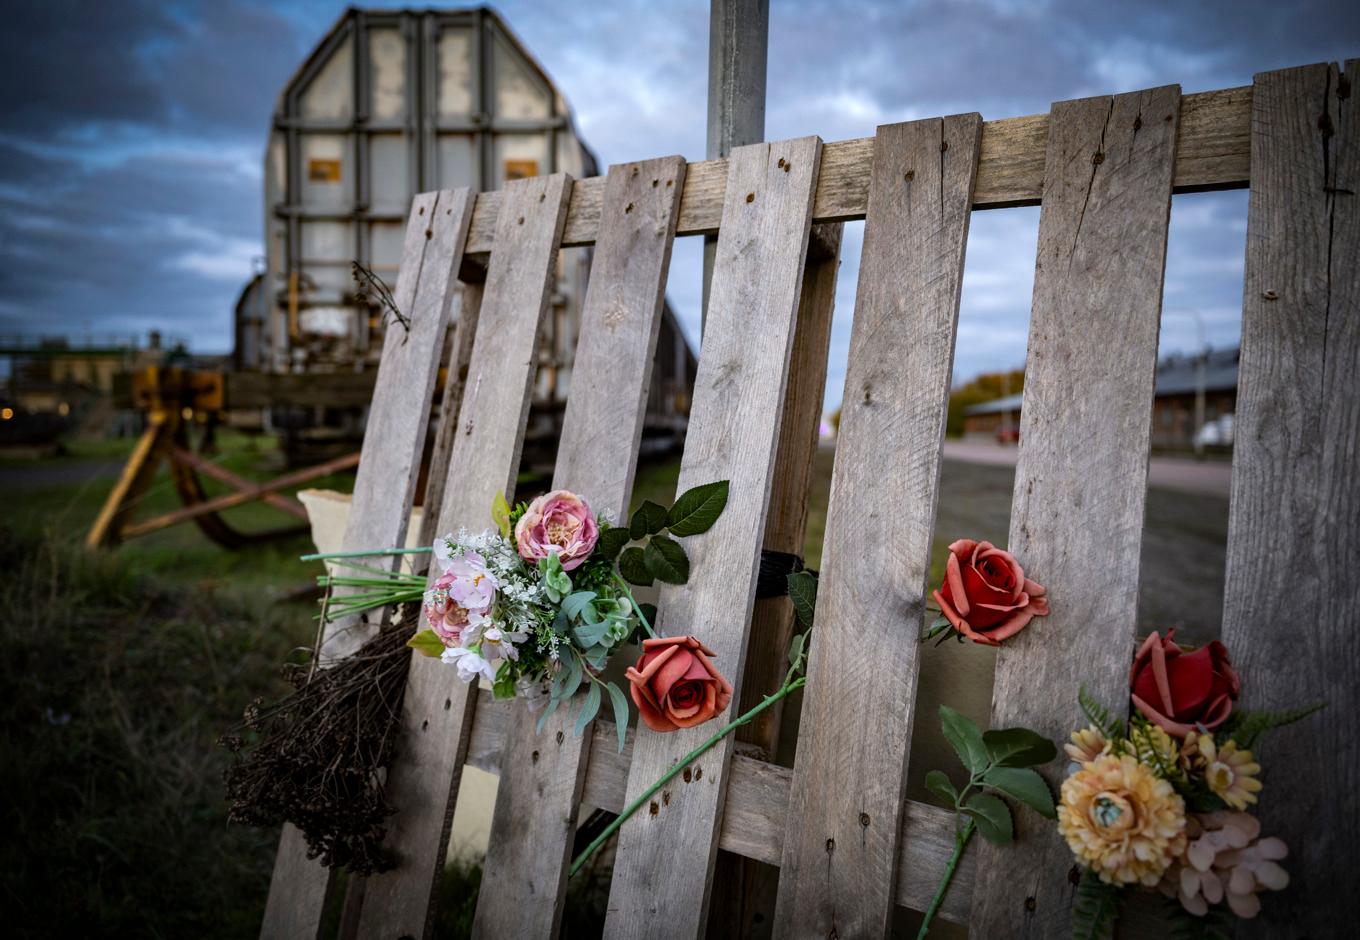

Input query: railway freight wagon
[237,6,695,459]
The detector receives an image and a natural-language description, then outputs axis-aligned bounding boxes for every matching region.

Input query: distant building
[962,346,1240,448]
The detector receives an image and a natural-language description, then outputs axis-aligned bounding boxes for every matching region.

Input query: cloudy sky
[1,0,1356,411]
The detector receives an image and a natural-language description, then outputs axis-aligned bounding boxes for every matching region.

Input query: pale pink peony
[424,550,497,646]
[514,490,599,571]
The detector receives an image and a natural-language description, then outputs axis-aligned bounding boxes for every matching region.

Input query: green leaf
[983,727,1058,768]
[492,491,512,538]
[535,696,561,735]
[919,613,953,642]
[605,682,631,753]
[406,630,445,658]
[630,500,669,539]
[787,570,818,628]
[644,534,690,584]
[665,480,730,536]
[1221,702,1326,750]
[596,526,631,562]
[787,632,806,670]
[575,681,602,737]
[939,705,989,774]
[573,620,611,649]
[1164,896,1232,939]
[924,769,958,806]
[562,653,584,700]
[618,547,653,586]
[982,766,1056,819]
[1078,685,1125,741]
[1071,868,1121,940]
[561,590,598,621]
[961,792,1013,844]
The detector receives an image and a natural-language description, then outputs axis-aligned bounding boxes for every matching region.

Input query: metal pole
[701,0,768,334]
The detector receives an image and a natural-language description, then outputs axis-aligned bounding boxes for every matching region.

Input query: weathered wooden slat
[260,188,473,940]
[1220,61,1359,939]
[708,221,844,938]
[602,136,823,939]
[473,155,688,939]
[969,86,1181,936]
[773,114,982,939]
[354,173,573,940]
[464,86,1249,255]
[461,691,975,925]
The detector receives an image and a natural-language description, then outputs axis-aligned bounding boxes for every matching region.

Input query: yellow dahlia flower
[1059,754,1187,886]
[1196,736,1262,810]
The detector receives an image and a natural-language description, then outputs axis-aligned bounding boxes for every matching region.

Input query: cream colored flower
[1059,754,1187,886]
[1159,811,1289,918]
[1190,735,1262,810]
[1065,726,1110,765]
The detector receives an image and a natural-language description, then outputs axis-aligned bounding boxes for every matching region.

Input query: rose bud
[625,636,733,733]
[932,539,1049,646]
[1129,629,1239,738]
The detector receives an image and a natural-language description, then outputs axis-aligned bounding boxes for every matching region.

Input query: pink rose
[1130,630,1240,738]
[625,636,733,732]
[932,539,1049,646]
[514,489,599,571]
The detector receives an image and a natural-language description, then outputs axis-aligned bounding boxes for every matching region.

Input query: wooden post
[969,86,1181,937]
[1219,61,1358,939]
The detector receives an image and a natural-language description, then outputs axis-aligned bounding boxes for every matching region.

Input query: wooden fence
[261,60,1356,939]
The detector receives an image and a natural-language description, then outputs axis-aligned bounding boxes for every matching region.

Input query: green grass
[0,526,314,938]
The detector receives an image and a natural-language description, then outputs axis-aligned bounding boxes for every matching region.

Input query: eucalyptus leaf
[924,769,958,806]
[630,500,669,539]
[596,526,631,562]
[562,591,598,621]
[644,534,690,584]
[962,792,1013,844]
[535,695,561,735]
[406,630,445,658]
[573,620,611,648]
[983,727,1058,768]
[939,705,989,774]
[575,681,602,737]
[787,571,818,627]
[606,682,631,753]
[563,653,584,700]
[982,766,1057,819]
[665,480,730,536]
[618,547,653,586]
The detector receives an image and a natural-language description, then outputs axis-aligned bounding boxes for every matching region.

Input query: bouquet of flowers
[1059,630,1323,937]
[406,483,732,750]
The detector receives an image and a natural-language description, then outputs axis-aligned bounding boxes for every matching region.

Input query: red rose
[932,539,1049,646]
[625,636,733,733]
[1129,629,1240,738]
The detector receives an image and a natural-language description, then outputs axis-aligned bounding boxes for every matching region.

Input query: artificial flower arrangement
[1058,630,1323,937]
[403,481,735,750]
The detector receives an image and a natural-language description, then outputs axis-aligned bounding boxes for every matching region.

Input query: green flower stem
[612,573,657,639]
[916,817,976,939]
[569,673,807,878]
[300,546,432,562]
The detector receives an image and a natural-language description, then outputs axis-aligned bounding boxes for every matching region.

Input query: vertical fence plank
[260,188,473,940]
[602,136,822,939]
[708,221,844,938]
[1220,61,1358,938]
[355,173,572,939]
[472,155,687,938]
[968,86,1181,936]
[772,115,981,939]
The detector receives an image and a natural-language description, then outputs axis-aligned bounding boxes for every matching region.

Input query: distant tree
[946,368,1025,437]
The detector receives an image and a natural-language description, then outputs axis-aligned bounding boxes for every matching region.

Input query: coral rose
[1129,630,1239,738]
[514,489,599,571]
[932,539,1049,646]
[625,636,733,733]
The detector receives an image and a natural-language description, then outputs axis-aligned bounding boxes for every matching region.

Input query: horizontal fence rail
[463,86,1250,256]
